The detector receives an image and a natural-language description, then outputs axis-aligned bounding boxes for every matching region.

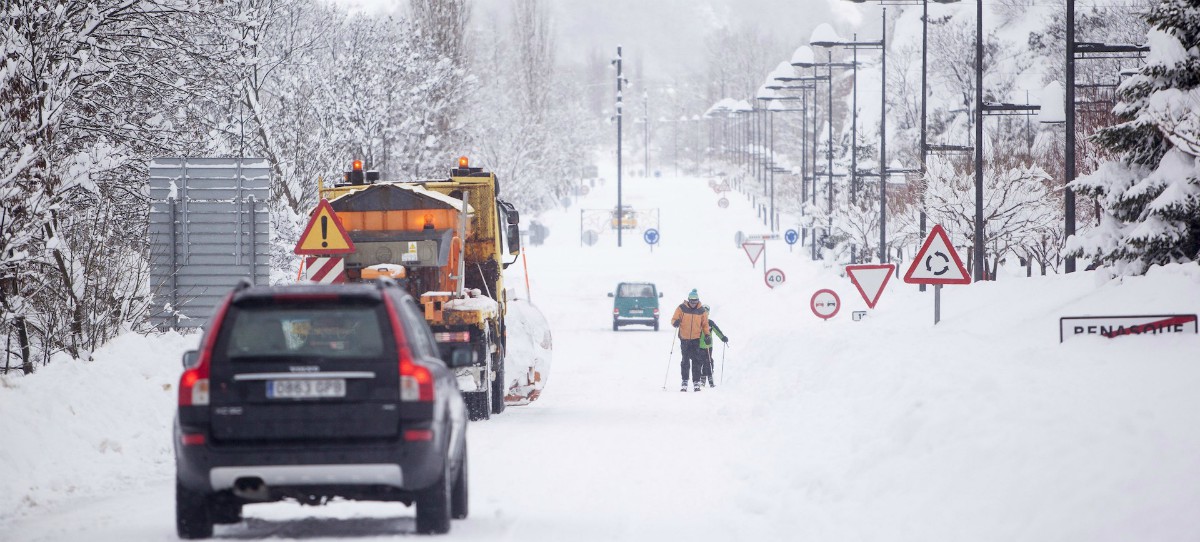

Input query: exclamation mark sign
[320,216,328,248]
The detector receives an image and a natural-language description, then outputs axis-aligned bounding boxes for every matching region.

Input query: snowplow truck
[316,157,535,421]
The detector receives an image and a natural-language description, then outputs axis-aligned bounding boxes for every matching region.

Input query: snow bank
[503,297,553,405]
[0,331,198,521]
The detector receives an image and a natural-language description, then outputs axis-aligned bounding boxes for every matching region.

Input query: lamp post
[612,46,625,247]
[848,0,962,275]
[812,15,890,262]
[792,46,856,224]
[791,46,850,253]
[758,72,810,232]
[769,67,820,223]
[1065,36,1149,272]
[643,90,650,177]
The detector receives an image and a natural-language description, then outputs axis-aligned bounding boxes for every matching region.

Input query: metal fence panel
[148,157,271,329]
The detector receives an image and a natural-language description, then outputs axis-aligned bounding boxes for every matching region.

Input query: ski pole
[661,332,677,390]
[720,343,727,385]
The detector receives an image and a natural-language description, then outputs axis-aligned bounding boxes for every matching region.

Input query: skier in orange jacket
[671,289,710,392]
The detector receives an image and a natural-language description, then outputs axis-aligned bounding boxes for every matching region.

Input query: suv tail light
[179,292,233,407]
[400,360,433,402]
[613,308,619,315]
[383,295,434,403]
[653,308,660,316]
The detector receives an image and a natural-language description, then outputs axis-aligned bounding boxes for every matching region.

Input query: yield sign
[742,242,765,265]
[904,224,970,285]
[295,199,356,255]
[845,264,896,309]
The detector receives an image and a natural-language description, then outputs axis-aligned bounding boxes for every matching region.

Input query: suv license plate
[267,379,346,399]
[628,309,643,315]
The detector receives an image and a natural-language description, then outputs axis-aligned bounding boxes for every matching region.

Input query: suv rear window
[222,304,388,360]
[618,284,655,297]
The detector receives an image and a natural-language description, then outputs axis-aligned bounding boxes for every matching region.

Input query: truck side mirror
[182,350,199,368]
[507,223,521,255]
[507,210,520,225]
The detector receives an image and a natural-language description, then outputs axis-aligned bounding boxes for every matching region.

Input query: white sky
[329,0,870,80]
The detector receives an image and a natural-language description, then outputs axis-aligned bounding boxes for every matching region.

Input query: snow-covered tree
[923,152,1059,278]
[1069,0,1200,274]
[467,0,600,212]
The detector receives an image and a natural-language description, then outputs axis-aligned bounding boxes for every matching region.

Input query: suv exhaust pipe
[233,477,268,501]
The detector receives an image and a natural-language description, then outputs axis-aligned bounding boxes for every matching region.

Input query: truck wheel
[451,439,469,519]
[416,458,452,534]
[465,390,490,421]
[176,477,213,539]
[490,360,505,414]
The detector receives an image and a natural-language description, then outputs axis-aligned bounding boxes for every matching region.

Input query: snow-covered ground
[2,167,1198,541]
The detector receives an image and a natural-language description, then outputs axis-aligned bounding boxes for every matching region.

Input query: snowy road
[4,172,1200,541]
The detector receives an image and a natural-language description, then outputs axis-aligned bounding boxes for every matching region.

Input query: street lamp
[811,16,891,263]
[769,63,819,224]
[792,43,856,228]
[757,72,810,232]
[1064,27,1149,272]
[848,0,963,272]
[611,46,626,247]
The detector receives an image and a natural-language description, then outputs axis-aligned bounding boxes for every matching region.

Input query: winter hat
[688,289,699,300]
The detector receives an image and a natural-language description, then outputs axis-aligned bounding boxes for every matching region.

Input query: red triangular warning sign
[295,199,356,255]
[904,225,970,285]
[845,264,895,309]
[742,242,765,265]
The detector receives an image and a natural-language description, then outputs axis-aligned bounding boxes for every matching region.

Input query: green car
[608,282,663,331]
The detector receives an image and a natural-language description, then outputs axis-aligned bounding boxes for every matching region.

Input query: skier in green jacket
[699,305,728,387]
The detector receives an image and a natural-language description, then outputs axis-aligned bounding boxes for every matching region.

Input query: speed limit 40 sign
[764,268,785,288]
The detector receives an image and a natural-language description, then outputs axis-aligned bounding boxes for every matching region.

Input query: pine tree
[1070,0,1200,274]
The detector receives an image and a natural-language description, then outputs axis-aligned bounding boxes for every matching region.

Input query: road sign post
[784,229,799,252]
[295,199,355,256]
[764,268,786,289]
[643,228,660,252]
[810,289,841,320]
[845,264,896,309]
[742,242,765,267]
[903,224,970,324]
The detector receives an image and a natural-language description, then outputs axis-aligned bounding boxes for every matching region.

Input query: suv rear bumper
[174,419,448,496]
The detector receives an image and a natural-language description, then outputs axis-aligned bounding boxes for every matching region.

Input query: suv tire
[612,319,619,332]
[451,440,469,519]
[210,494,242,525]
[176,477,213,539]
[416,458,453,534]
[653,320,660,331]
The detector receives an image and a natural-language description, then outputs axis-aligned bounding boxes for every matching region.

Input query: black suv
[174,279,468,538]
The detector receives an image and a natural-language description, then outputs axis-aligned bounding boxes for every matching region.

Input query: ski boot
[680,380,688,392]
[693,382,702,392]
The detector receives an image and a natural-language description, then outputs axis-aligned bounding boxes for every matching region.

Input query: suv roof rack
[235,278,253,291]
[374,277,398,290]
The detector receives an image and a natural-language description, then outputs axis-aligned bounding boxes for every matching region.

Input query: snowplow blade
[504,297,552,405]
